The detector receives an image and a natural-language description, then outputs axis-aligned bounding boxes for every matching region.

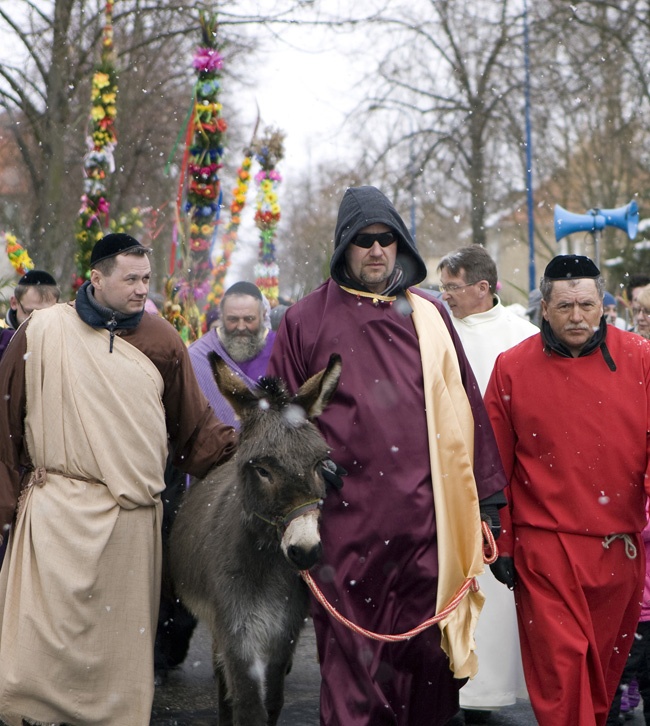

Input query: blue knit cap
[603,292,617,307]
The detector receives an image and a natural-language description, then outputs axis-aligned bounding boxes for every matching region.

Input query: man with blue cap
[603,290,626,329]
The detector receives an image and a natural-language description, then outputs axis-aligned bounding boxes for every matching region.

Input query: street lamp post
[407,129,416,243]
[523,0,535,292]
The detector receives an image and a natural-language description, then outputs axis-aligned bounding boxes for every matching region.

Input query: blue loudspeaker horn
[554,200,638,241]
[599,201,639,239]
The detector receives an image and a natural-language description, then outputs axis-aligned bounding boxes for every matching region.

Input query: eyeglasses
[439,281,480,293]
[632,307,650,318]
[352,232,396,248]
[17,301,34,317]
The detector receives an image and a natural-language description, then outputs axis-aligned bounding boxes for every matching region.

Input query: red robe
[268,280,506,726]
[484,326,650,726]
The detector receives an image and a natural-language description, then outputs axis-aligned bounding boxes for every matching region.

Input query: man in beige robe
[0,233,236,726]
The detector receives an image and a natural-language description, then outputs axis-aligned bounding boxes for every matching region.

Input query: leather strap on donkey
[254,499,323,534]
[301,520,498,643]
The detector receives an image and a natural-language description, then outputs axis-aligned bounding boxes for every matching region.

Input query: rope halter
[254,498,323,536]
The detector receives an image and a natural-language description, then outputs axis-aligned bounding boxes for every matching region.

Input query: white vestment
[453,297,537,709]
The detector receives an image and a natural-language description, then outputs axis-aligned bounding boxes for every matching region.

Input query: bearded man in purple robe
[267,185,507,726]
[189,281,276,429]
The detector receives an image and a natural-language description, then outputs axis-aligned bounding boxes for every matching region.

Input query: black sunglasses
[352,232,397,248]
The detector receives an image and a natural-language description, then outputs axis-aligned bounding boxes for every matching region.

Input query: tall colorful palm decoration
[204,149,253,318]
[168,11,226,342]
[252,127,285,306]
[3,233,33,276]
[73,0,118,291]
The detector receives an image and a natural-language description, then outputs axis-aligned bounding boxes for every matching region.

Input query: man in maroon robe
[268,185,507,726]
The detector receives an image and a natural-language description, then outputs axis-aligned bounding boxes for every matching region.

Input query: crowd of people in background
[0,191,648,726]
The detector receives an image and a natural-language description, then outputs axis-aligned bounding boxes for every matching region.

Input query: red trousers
[513,527,644,726]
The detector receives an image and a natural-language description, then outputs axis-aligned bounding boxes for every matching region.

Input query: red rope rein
[301,520,498,643]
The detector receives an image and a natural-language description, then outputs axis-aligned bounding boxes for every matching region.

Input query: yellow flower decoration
[91,106,106,121]
[94,72,110,89]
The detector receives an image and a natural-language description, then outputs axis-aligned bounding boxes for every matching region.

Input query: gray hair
[539,275,606,302]
[437,245,498,293]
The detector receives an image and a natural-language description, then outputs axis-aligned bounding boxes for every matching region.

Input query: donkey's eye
[253,465,271,480]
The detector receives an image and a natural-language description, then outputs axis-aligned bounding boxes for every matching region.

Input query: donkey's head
[208,352,342,571]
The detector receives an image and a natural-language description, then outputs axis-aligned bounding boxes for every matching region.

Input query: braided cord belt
[300,520,498,643]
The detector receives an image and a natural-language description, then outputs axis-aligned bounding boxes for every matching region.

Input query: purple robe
[0,328,15,363]
[188,328,276,430]
[268,280,506,726]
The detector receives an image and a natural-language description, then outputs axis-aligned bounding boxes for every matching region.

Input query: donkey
[169,351,342,726]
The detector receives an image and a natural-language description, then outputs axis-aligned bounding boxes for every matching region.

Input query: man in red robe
[485,254,650,726]
[268,185,507,726]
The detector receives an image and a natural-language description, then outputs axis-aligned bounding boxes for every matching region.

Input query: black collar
[75,280,144,353]
[541,316,616,371]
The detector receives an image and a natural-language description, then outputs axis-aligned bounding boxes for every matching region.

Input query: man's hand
[490,556,517,590]
[479,502,502,540]
[322,458,347,491]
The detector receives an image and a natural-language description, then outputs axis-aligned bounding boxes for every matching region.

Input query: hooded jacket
[330,185,428,293]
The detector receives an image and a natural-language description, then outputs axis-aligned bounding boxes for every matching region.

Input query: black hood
[330,186,428,292]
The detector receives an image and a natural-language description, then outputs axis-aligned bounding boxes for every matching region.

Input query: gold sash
[408,291,484,679]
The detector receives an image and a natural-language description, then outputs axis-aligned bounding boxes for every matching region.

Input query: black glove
[479,502,502,541]
[322,458,347,492]
[490,556,517,590]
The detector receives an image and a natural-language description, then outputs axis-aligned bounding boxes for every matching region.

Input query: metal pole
[593,229,601,270]
[409,133,416,243]
[523,0,535,291]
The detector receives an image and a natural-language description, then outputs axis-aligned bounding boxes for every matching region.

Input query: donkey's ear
[293,353,342,420]
[208,352,258,416]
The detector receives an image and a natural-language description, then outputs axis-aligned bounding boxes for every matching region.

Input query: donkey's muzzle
[287,541,322,571]
[281,507,322,571]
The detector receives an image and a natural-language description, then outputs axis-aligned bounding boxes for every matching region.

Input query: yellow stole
[408,290,484,679]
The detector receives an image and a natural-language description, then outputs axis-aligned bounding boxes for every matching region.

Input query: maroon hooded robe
[268,186,506,726]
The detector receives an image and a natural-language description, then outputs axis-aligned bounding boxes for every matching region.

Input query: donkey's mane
[255,376,292,407]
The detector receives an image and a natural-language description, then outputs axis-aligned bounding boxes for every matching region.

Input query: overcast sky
[238,18,368,181]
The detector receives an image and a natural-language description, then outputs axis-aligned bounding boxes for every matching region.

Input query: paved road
[152,619,645,725]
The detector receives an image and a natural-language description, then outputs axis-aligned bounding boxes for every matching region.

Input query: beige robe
[408,291,485,680]
[0,305,167,726]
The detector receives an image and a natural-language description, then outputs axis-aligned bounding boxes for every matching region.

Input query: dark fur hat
[544,254,600,280]
[223,281,263,300]
[90,233,145,266]
[18,269,57,286]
